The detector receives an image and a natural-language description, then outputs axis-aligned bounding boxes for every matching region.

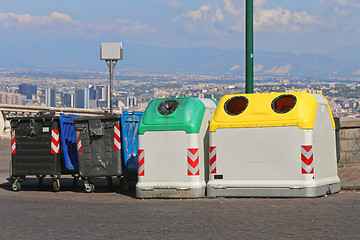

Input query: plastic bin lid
[71,115,121,122]
[209,92,334,131]
[138,97,206,135]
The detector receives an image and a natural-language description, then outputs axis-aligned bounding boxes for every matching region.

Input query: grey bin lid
[71,115,121,122]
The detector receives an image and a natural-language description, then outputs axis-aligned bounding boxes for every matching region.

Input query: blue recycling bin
[59,113,80,171]
[120,111,143,185]
[59,113,81,188]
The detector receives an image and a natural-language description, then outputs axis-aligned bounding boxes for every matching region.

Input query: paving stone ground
[1,139,360,239]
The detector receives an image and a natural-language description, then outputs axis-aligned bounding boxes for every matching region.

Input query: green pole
[245,0,254,94]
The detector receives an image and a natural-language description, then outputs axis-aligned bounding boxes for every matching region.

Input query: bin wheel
[72,177,78,187]
[52,179,60,192]
[120,180,129,192]
[12,181,20,191]
[38,177,44,190]
[106,177,113,188]
[85,183,95,193]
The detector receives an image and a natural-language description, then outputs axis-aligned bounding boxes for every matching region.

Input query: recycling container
[136,97,216,198]
[119,111,143,190]
[9,113,61,191]
[72,115,122,193]
[207,92,341,197]
[59,113,80,186]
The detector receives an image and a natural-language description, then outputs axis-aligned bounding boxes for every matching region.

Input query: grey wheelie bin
[72,115,122,193]
[8,112,61,191]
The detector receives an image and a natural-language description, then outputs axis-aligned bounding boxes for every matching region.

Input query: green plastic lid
[138,97,206,135]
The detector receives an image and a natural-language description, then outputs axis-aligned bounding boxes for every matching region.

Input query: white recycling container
[136,97,216,198]
[207,92,340,197]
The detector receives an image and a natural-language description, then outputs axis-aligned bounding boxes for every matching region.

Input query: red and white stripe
[51,129,60,154]
[76,131,82,153]
[11,130,16,154]
[301,145,314,174]
[209,146,216,174]
[114,125,121,150]
[187,148,199,176]
[138,149,145,176]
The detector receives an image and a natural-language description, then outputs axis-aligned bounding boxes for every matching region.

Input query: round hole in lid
[271,94,297,113]
[158,100,179,115]
[224,96,248,116]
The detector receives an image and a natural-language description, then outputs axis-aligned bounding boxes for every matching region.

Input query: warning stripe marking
[11,130,16,154]
[114,125,121,150]
[301,145,314,174]
[51,129,60,154]
[138,149,145,176]
[187,148,199,176]
[209,146,216,174]
[76,131,82,153]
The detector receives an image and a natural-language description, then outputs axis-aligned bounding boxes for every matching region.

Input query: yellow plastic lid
[209,92,334,132]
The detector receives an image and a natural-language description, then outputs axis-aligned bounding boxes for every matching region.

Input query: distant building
[126,96,137,107]
[75,86,94,109]
[88,85,96,100]
[96,85,109,108]
[87,85,97,109]
[45,88,56,107]
[75,88,86,108]
[18,84,37,99]
[0,92,25,105]
[62,93,74,108]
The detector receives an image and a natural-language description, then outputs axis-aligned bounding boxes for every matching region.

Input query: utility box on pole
[100,42,123,115]
[101,43,123,60]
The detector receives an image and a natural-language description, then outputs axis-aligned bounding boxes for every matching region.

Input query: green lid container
[138,97,206,135]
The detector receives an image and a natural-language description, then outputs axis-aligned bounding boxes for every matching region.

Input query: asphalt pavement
[0,138,360,239]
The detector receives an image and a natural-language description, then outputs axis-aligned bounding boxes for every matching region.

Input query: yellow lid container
[210,92,334,132]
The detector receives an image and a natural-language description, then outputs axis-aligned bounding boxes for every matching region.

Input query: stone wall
[335,117,360,164]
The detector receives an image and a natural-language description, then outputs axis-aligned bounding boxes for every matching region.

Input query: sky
[0,0,359,69]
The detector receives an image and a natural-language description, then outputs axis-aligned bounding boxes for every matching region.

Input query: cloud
[93,19,154,35]
[173,3,225,35]
[0,11,154,36]
[174,0,321,36]
[320,0,360,7]
[183,5,211,21]
[333,7,349,16]
[0,11,81,28]
[164,0,182,10]
[223,0,242,16]
[254,4,320,32]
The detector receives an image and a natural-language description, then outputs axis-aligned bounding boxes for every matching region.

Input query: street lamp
[100,42,123,114]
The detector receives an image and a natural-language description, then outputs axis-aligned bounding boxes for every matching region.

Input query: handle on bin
[29,119,36,137]
[42,117,54,127]
[10,119,20,128]
[105,122,116,129]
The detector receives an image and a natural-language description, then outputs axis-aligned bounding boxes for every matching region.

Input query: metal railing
[0,104,122,138]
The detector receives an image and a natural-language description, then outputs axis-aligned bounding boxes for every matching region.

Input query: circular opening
[224,96,248,116]
[271,94,297,113]
[158,100,179,115]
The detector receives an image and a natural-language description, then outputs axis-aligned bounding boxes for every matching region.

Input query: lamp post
[245,0,254,94]
[100,42,123,115]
